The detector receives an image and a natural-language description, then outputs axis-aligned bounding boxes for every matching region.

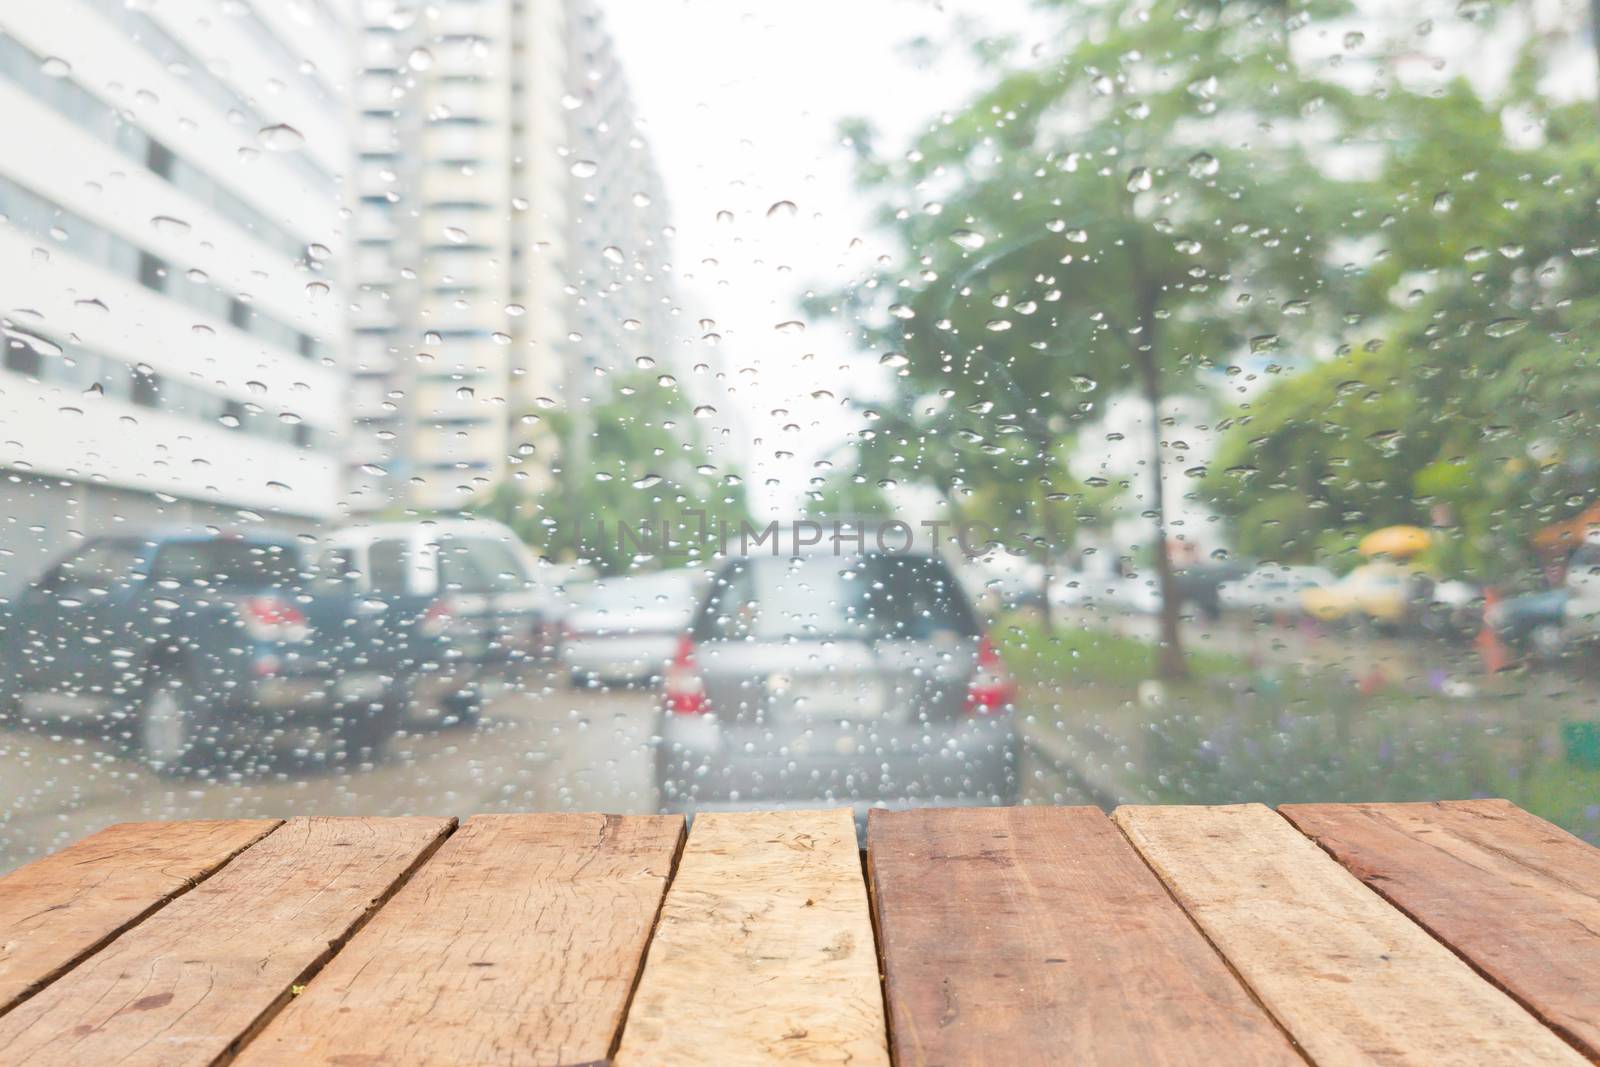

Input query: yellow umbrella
[1358,525,1431,559]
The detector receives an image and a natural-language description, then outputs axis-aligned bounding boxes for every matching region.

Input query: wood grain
[613,809,889,1067]
[236,813,683,1067]
[868,806,1303,1066]
[1281,799,1600,1060]
[1115,803,1586,1067]
[0,815,452,1067]
[0,819,279,1017]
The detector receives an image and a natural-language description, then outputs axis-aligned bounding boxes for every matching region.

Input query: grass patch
[992,616,1249,691]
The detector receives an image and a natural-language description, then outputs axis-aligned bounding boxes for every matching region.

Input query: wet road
[0,673,660,872]
[0,671,1093,872]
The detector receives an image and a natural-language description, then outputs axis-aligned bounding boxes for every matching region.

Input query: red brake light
[965,634,1015,715]
[242,596,308,643]
[421,597,455,637]
[663,634,708,714]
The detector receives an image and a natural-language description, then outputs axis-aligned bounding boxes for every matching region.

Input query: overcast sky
[598,0,1031,516]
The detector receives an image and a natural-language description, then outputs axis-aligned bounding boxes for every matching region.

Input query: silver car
[655,552,1021,819]
[560,569,701,686]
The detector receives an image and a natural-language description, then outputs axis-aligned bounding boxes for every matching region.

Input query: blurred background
[5,0,1600,869]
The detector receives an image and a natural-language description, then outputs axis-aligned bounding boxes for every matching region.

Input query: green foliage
[476,375,749,574]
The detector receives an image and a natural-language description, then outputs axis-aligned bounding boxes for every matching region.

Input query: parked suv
[319,519,551,728]
[655,550,1021,819]
[0,530,403,773]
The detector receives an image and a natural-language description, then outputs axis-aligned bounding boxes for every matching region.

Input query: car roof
[327,518,520,546]
[101,526,301,548]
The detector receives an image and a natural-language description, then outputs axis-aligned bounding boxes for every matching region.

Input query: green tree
[478,374,748,574]
[1205,26,1600,582]
[815,0,1356,677]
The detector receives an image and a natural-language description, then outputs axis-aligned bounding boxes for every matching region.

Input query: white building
[344,0,680,514]
[0,1,354,590]
[345,0,573,514]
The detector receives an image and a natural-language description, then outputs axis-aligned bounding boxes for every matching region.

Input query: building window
[130,368,161,407]
[136,252,167,292]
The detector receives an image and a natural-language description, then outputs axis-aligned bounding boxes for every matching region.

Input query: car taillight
[663,634,708,714]
[242,596,309,643]
[965,634,1016,715]
[421,597,455,637]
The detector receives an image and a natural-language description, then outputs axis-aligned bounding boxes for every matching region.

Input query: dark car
[1486,587,1568,658]
[0,530,405,773]
[655,550,1021,820]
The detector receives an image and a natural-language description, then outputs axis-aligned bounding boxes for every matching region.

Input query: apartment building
[345,0,678,514]
[0,1,354,589]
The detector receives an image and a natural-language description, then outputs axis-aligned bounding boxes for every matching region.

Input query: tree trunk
[1133,282,1189,681]
[1038,484,1059,635]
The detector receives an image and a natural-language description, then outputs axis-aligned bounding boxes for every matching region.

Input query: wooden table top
[1,800,1597,1066]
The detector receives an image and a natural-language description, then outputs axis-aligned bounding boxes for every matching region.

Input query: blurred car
[560,569,701,686]
[1560,541,1600,643]
[656,551,1020,819]
[1218,564,1336,614]
[1486,587,1568,658]
[1171,559,1256,620]
[319,519,551,727]
[1300,562,1417,626]
[0,530,405,772]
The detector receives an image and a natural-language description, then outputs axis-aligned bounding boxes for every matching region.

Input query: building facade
[345,0,678,515]
[0,1,354,591]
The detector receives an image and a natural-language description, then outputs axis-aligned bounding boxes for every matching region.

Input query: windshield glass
[4,0,1600,878]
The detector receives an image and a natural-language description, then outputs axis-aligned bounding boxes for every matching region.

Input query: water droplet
[444,226,469,244]
[1126,166,1153,192]
[693,404,717,418]
[632,474,662,489]
[257,123,305,151]
[40,56,71,78]
[570,159,598,178]
[774,320,806,335]
[406,47,433,70]
[950,229,986,251]
[1432,192,1453,214]
[766,200,797,219]
[1343,30,1365,49]
[150,215,190,236]
[888,304,915,320]
[985,319,1012,332]
[505,303,526,317]
[74,297,109,314]
[621,318,641,331]
[561,92,583,110]
[1187,152,1219,179]
[1484,317,1527,338]
[305,280,329,299]
[601,245,624,264]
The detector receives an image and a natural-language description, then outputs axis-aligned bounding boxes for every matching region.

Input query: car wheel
[138,665,211,776]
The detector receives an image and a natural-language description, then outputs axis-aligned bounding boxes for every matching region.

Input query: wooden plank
[235,813,683,1067]
[613,809,889,1067]
[1281,799,1600,1060]
[1115,803,1587,1067]
[0,819,279,1017]
[868,806,1303,1066]
[0,815,452,1067]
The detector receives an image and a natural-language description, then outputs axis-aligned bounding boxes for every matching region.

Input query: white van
[319,518,553,727]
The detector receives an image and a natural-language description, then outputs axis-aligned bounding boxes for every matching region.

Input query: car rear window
[149,540,302,589]
[695,555,978,642]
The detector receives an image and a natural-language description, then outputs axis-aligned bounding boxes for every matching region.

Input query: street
[0,670,1103,873]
